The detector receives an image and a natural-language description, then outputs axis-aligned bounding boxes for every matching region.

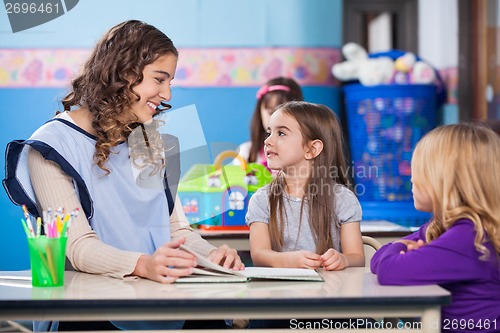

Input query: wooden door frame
[458,0,487,121]
[343,0,419,54]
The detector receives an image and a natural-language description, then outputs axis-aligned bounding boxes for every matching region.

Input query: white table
[0,267,449,332]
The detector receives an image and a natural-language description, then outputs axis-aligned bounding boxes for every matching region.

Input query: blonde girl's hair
[411,123,500,258]
[268,101,353,254]
[61,20,178,174]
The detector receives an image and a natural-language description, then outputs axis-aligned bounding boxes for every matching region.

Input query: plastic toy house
[178,151,272,230]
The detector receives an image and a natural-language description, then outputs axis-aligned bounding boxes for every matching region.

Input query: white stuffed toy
[412,61,436,84]
[332,43,437,86]
[331,42,368,81]
[393,52,436,84]
[332,42,394,86]
[358,57,394,86]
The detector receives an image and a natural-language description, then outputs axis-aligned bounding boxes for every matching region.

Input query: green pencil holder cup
[27,236,67,287]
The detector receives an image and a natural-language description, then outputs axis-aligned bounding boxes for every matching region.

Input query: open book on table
[177,245,323,283]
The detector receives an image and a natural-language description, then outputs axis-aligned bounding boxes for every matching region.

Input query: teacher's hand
[133,237,197,284]
[208,244,245,270]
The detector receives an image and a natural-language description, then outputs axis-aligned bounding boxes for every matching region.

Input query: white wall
[419,0,458,69]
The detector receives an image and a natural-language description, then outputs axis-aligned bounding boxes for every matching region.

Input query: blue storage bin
[344,83,438,202]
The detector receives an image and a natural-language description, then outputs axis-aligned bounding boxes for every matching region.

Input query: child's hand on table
[321,248,349,271]
[284,250,322,269]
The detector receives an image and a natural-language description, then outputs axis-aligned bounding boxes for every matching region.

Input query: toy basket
[178,151,272,230]
[344,83,438,202]
[343,83,438,227]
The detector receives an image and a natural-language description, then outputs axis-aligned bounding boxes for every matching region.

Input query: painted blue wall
[0,89,62,270]
[0,0,343,269]
[0,0,342,47]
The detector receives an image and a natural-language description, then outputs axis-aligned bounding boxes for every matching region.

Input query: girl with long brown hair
[246,101,364,270]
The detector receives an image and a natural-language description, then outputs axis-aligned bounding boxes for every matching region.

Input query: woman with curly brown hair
[3,20,242,331]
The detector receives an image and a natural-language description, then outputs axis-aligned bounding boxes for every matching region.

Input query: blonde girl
[371,123,500,333]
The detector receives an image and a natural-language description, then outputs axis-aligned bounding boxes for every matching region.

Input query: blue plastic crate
[344,83,438,202]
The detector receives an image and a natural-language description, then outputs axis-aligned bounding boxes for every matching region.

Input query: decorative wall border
[438,67,458,105]
[0,48,341,88]
[0,47,458,105]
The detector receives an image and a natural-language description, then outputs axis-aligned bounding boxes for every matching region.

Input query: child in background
[246,101,364,270]
[237,77,303,167]
[371,123,500,333]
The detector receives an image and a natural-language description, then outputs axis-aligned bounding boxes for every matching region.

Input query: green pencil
[20,218,32,238]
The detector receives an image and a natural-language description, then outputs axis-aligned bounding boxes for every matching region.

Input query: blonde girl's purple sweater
[371,219,500,333]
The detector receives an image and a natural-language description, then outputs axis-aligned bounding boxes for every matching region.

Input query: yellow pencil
[56,215,63,236]
[37,250,53,284]
[36,217,42,237]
